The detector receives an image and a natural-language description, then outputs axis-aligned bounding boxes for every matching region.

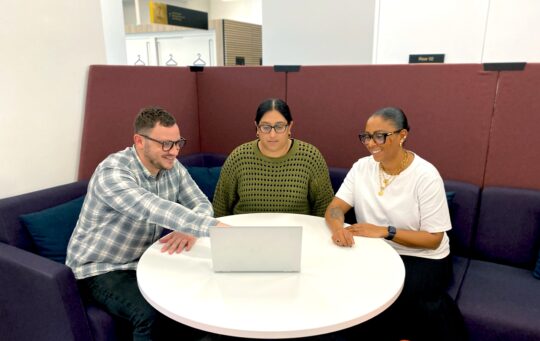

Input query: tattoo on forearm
[329,207,344,220]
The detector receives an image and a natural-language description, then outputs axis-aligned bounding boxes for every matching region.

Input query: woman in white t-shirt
[325,107,465,341]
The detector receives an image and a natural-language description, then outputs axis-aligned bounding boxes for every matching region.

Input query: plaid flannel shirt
[66,147,217,279]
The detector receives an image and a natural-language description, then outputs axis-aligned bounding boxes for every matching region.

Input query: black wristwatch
[385,225,396,240]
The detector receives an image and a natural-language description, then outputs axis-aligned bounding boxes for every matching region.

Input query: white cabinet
[126,37,156,66]
[126,30,216,66]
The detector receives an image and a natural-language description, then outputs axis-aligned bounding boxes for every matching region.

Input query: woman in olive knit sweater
[212,98,334,218]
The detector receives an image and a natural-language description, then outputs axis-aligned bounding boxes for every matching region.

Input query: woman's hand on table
[332,228,355,247]
[345,223,386,238]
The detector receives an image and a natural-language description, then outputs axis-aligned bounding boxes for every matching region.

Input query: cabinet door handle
[155,40,161,66]
[146,42,150,66]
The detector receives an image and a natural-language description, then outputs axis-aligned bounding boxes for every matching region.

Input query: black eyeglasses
[139,134,187,151]
[257,123,289,134]
[358,130,402,145]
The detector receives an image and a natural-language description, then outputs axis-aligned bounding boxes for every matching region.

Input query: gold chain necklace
[378,151,409,196]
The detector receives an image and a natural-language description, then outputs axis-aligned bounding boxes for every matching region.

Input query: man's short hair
[134,107,176,134]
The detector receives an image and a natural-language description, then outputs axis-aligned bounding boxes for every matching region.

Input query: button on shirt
[66,147,218,279]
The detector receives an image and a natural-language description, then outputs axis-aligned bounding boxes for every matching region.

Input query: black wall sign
[273,65,301,73]
[483,62,526,71]
[167,6,208,30]
[409,54,445,63]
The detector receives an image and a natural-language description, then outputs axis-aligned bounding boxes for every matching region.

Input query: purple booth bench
[458,187,540,340]
[4,153,539,340]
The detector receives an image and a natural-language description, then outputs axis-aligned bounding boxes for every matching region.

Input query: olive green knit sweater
[212,139,334,217]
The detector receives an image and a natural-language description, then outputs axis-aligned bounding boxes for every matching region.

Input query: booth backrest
[79,65,200,180]
[286,65,498,187]
[483,64,540,190]
[196,67,286,154]
[79,64,540,192]
[193,65,498,186]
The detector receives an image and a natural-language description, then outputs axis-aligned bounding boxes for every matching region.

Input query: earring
[400,140,404,147]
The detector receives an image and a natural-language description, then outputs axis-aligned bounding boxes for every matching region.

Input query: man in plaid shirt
[66,107,227,340]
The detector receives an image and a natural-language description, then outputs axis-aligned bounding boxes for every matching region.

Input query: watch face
[386,226,396,240]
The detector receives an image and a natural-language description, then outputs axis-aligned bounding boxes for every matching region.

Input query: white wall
[262,0,540,66]
[374,0,540,64]
[482,0,540,62]
[262,0,376,65]
[0,1,107,198]
[209,0,262,24]
[374,0,490,64]
[2,0,539,199]
[102,0,128,64]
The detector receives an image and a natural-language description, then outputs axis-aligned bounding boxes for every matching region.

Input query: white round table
[137,213,404,339]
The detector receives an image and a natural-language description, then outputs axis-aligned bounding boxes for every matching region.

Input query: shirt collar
[130,145,158,179]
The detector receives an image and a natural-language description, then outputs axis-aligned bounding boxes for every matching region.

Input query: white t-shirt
[336,153,451,259]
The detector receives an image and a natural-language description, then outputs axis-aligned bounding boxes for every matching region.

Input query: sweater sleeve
[309,147,335,217]
[212,153,239,217]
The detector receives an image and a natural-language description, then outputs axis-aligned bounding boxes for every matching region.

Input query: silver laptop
[209,226,302,272]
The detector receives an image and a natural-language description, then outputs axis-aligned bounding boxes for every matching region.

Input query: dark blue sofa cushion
[186,166,222,201]
[179,153,227,168]
[534,249,540,279]
[446,191,456,206]
[19,195,85,263]
[444,180,480,258]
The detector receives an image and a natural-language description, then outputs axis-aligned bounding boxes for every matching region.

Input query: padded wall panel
[79,65,199,180]
[484,64,540,189]
[286,65,498,186]
[196,67,286,154]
